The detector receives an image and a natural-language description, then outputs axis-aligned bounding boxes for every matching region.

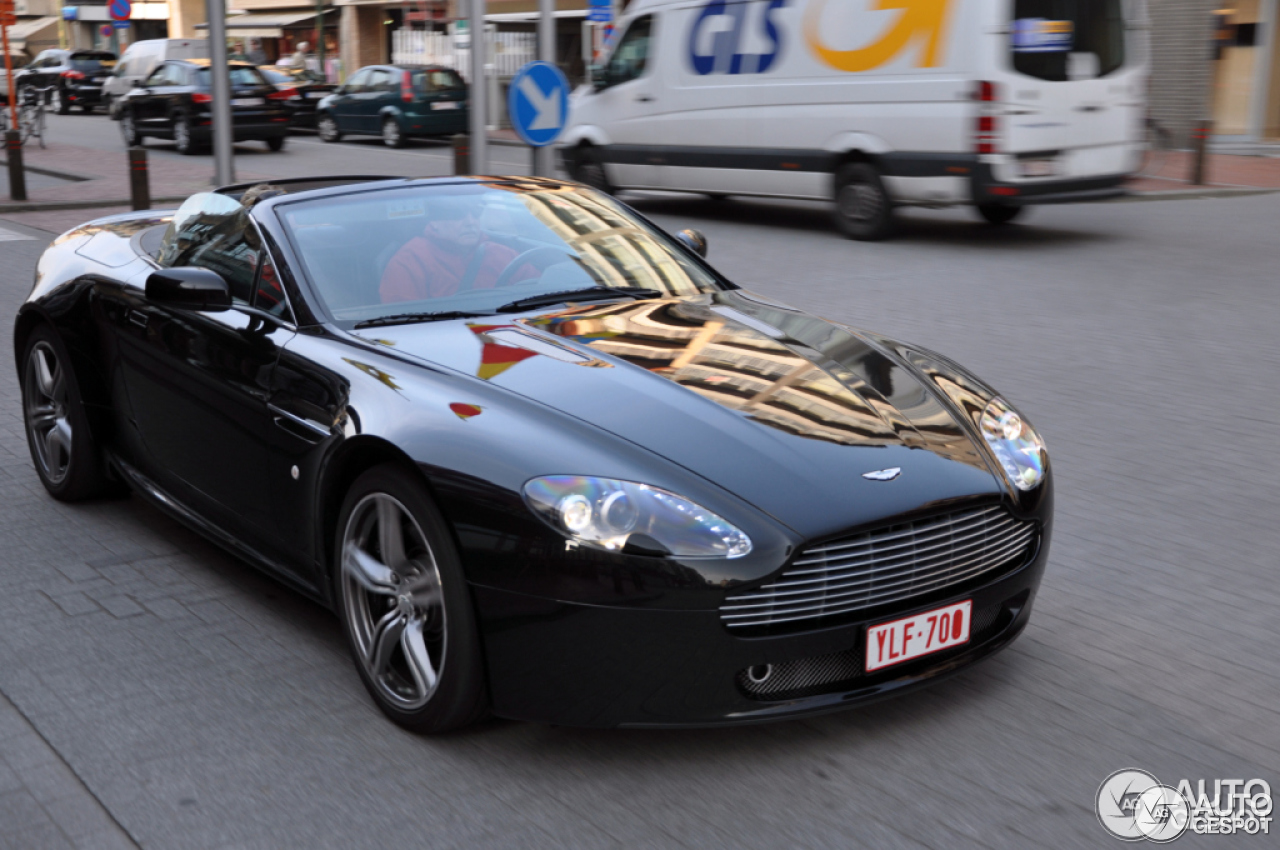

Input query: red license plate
[865,600,972,672]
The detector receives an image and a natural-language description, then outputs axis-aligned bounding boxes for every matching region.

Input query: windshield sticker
[387,200,426,219]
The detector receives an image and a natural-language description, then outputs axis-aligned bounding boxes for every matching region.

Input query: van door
[591,14,661,189]
[982,0,1145,183]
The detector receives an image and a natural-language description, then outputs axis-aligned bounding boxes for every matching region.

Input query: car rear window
[69,54,116,72]
[411,69,464,92]
[1010,0,1126,81]
[195,67,269,88]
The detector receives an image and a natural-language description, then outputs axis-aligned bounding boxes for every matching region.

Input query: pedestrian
[285,41,310,69]
[246,38,268,66]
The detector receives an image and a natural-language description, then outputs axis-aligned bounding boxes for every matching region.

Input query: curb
[1119,187,1278,202]
[0,196,189,213]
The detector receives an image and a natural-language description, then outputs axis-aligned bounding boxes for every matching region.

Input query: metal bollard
[128,146,150,211]
[5,129,26,202]
[1190,119,1212,186]
[452,133,470,176]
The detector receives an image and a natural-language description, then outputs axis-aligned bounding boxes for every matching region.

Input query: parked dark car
[258,65,336,129]
[14,175,1052,733]
[15,49,117,114]
[113,59,291,154]
[316,64,468,147]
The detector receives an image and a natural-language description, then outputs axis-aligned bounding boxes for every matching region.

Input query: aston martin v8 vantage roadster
[15,176,1052,731]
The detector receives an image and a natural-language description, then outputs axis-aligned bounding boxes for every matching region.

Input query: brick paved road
[0,197,1276,849]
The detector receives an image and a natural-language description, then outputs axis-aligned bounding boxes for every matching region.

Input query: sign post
[108,0,129,54]
[468,0,486,175]
[1,0,25,201]
[206,0,235,185]
[534,0,556,177]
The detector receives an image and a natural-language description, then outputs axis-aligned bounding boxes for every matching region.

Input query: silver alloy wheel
[318,115,338,141]
[340,493,446,710]
[49,88,61,112]
[121,112,135,144]
[175,118,190,152]
[838,180,882,223]
[382,117,401,147]
[23,341,72,486]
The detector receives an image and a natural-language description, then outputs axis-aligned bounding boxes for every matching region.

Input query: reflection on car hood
[354,291,1003,537]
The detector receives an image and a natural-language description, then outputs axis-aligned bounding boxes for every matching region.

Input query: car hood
[354,291,1004,540]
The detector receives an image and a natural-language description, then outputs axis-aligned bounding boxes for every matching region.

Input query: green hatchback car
[316,64,469,147]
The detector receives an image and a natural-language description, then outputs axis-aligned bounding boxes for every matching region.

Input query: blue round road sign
[508,61,570,148]
[108,0,131,22]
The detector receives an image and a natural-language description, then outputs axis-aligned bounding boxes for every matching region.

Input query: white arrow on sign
[517,75,561,131]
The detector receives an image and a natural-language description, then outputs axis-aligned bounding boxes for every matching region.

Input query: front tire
[317,113,342,143]
[21,326,108,501]
[334,465,488,733]
[382,116,405,148]
[51,88,69,115]
[833,162,896,241]
[174,113,197,155]
[568,145,613,194]
[977,203,1025,225]
[266,134,286,152]
[119,109,141,146]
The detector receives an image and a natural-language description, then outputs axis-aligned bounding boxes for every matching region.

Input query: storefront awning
[3,16,61,52]
[195,10,334,40]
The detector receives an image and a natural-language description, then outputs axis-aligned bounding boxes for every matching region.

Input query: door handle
[636,94,654,102]
[269,404,330,443]
[129,310,148,329]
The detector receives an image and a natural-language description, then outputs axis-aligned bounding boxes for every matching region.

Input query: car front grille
[721,505,1036,631]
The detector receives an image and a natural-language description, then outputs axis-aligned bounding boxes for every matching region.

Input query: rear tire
[382,116,405,148]
[21,325,109,501]
[266,135,286,152]
[833,162,895,241]
[51,88,69,115]
[976,203,1025,225]
[318,113,342,143]
[119,109,142,146]
[334,464,489,733]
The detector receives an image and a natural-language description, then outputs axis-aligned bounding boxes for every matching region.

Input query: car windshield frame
[269,181,731,329]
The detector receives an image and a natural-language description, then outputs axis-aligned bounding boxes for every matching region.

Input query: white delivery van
[105,39,209,116]
[562,0,1149,239]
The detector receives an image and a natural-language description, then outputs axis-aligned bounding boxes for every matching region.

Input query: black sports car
[14,176,1052,732]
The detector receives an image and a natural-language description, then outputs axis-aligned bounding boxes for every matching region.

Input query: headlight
[523,476,753,559]
[979,398,1047,491]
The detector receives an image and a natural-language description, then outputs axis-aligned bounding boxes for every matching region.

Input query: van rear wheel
[977,203,1025,225]
[833,162,895,241]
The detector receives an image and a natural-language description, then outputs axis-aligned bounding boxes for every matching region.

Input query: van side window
[605,16,653,86]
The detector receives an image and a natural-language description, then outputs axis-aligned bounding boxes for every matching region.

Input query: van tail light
[402,71,414,103]
[268,87,297,101]
[192,92,213,104]
[974,80,1000,155]
[62,71,85,81]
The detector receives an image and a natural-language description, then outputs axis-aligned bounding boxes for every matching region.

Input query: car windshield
[276,183,723,325]
[69,54,115,72]
[195,67,268,87]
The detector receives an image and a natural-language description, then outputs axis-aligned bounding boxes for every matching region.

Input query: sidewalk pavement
[2,138,1278,235]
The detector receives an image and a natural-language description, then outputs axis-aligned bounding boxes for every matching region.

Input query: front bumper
[972,164,1127,206]
[472,534,1049,728]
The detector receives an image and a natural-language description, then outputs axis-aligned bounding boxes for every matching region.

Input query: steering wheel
[493,246,575,289]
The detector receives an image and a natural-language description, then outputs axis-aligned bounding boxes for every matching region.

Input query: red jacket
[380,236,523,303]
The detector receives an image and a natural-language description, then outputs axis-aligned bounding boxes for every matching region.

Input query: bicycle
[14,84,52,149]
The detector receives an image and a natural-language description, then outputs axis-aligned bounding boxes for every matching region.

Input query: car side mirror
[675,229,707,258]
[146,267,232,311]
[132,80,144,89]
[590,65,609,90]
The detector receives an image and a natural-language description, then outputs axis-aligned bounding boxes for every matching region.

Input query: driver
[379,195,538,303]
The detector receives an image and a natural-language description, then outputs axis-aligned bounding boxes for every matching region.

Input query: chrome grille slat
[771,518,1023,580]
[720,532,1034,614]
[796,507,1004,557]
[721,506,1036,630]
[789,513,1018,568]
[728,527,1035,603]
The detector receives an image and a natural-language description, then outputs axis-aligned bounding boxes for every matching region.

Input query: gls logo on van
[688,0,790,76]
